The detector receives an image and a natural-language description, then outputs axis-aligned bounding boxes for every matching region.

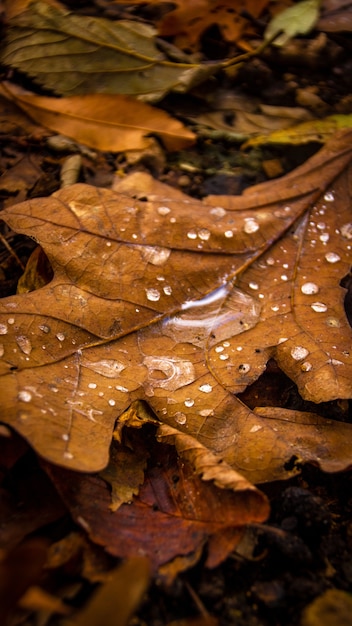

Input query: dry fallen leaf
[0,132,351,487]
[156,0,270,50]
[0,82,195,152]
[1,1,216,99]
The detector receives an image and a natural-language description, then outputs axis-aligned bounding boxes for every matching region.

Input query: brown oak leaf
[0,131,351,487]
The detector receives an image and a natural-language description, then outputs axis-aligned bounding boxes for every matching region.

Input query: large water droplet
[243,217,259,234]
[301,282,319,295]
[324,191,335,202]
[140,246,171,266]
[146,288,161,302]
[291,346,309,360]
[325,252,341,263]
[210,206,226,217]
[16,335,32,355]
[198,228,211,241]
[143,356,195,391]
[340,223,352,240]
[18,390,32,402]
[311,302,327,313]
[199,383,213,393]
[175,412,187,425]
[157,206,171,215]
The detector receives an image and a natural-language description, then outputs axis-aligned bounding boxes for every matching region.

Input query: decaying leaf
[1,1,217,99]
[46,435,269,572]
[156,0,270,50]
[243,113,352,148]
[0,132,351,487]
[0,82,195,152]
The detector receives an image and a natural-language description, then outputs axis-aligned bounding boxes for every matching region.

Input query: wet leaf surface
[0,132,351,485]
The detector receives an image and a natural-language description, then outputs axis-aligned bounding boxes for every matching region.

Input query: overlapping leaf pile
[0,131,351,571]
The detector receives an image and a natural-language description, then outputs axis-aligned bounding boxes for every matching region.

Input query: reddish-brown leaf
[46,436,269,573]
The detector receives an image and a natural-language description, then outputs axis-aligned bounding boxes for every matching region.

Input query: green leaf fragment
[265,0,322,46]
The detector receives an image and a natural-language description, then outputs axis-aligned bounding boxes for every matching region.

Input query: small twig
[0,232,25,271]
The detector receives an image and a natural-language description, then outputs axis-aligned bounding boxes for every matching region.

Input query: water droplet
[281,274,288,281]
[56,333,66,342]
[331,359,344,366]
[317,222,326,230]
[18,390,32,402]
[301,361,312,372]
[187,230,197,240]
[15,335,32,355]
[210,206,226,217]
[238,363,251,373]
[326,317,341,328]
[7,318,15,324]
[82,358,125,378]
[266,257,275,266]
[140,246,170,266]
[199,383,213,393]
[39,324,50,333]
[325,252,341,263]
[184,398,194,407]
[143,356,196,391]
[219,354,229,360]
[271,305,280,312]
[224,230,233,238]
[215,346,224,353]
[250,424,262,433]
[223,341,230,347]
[324,191,334,202]
[319,233,329,243]
[243,217,259,234]
[236,346,243,351]
[249,281,259,290]
[199,409,214,417]
[157,206,171,215]
[108,399,116,406]
[0,324,8,335]
[175,412,187,425]
[146,288,160,301]
[301,282,319,295]
[163,285,172,295]
[340,223,352,240]
[291,346,309,360]
[115,385,129,393]
[198,228,211,241]
[88,382,97,389]
[311,302,327,313]
[62,434,69,441]
[278,337,288,343]
[64,451,74,460]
